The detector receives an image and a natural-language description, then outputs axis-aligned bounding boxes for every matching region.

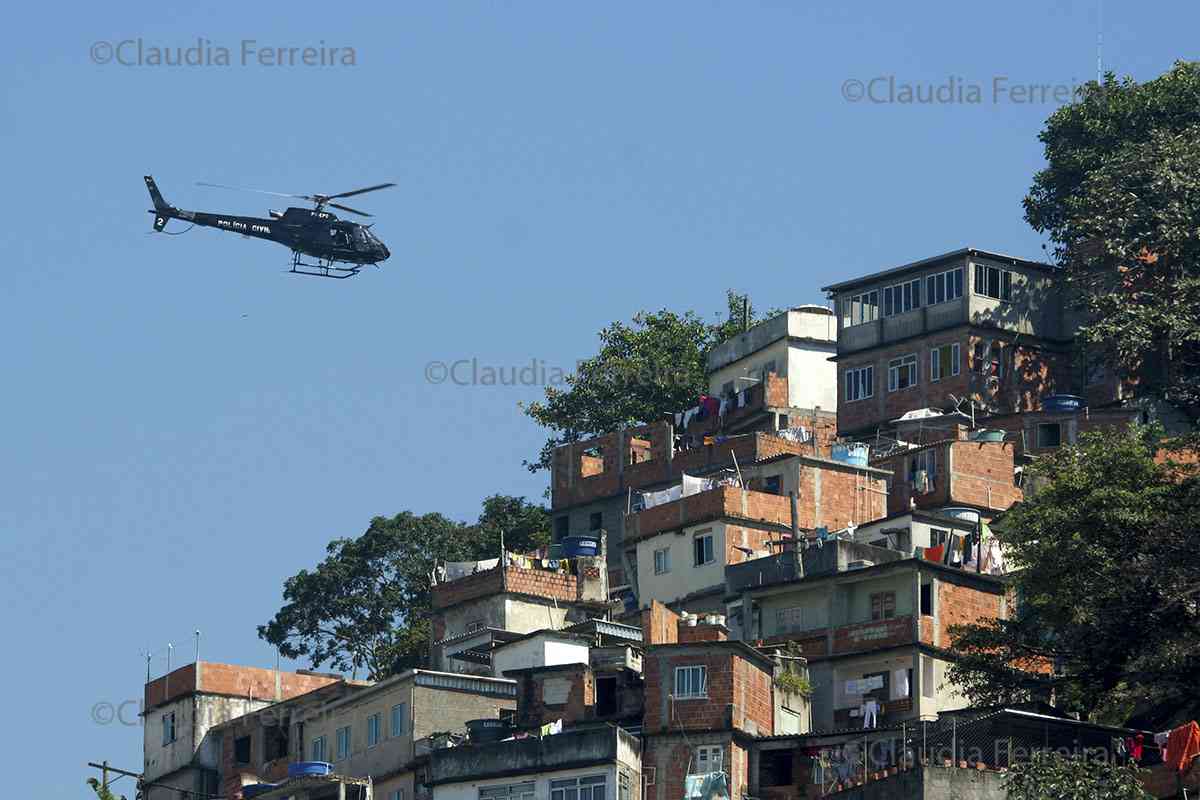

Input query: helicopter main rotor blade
[326,202,372,217]
[197,181,306,200]
[321,182,396,201]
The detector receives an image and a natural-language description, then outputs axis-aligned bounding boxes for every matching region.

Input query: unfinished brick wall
[640,600,680,645]
[144,662,338,710]
[835,326,1073,437]
[513,665,593,729]
[431,566,577,610]
[935,579,1005,649]
[642,645,774,736]
[677,622,729,643]
[625,467,887,545]
[874,440,1020,516]
[554,428,814,510]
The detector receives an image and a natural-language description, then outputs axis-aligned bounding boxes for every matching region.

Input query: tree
[946,426,1200,728]
[258,495,549,679]
[1005,752,1151,800]
[86,778,126,800]
[521,290,773,471]
[1024,62,1200,407]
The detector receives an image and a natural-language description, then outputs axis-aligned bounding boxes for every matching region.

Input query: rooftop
[820,247,1055,294]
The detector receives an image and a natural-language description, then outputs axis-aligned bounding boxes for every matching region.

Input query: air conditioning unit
[846,560,875,571]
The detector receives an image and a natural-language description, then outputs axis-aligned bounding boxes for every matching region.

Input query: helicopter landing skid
[289,251,362,279]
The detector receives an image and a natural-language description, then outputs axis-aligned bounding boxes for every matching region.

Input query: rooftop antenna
[1096,0,1103,84]
[194,630,201,664]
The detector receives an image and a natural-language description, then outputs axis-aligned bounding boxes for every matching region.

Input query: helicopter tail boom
[144,175,177,232]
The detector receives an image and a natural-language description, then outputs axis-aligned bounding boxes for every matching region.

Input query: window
[929,528,950,548]
[920,583,933,616]
[763,475,782,495]
[844,365,874,402]
[312,735,327,762]
[554,516,569,540]
[390,791,406,800]
[674,665,707,699]
[162,712,176,746]
[841,291,879,327]
[909,449,936,485]
[929,343,960,382]
[589,512,602,532]
[973,341,1005,379]
[234,735,251,765]
[883,279,921,317]
[888,354,918,392]
[925,267,964,306]
[973,263,1014,301]
[870,591,896,621]
[653,547,671,575]
[696,745,723,771]
[336,725,351,760]
[391,703,407,737]
[921,655,935,698]
[619,771,632,800]
[551,776,607,800]
[480,783,535,800]
[775,606,817,633]
[643,768,657,787]
[367,713,381,748]
[1037,422,1062,448]
[693,531,714,566]
[721,380,734,398]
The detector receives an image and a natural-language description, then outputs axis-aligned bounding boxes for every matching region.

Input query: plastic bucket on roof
[1041,394,1087,413]
[562,536,600,557]
[287,762,332,779]
[830,443,869,467]
[466,718,512,743]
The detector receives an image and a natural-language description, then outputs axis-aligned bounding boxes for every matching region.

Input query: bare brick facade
[872,439,1022,516]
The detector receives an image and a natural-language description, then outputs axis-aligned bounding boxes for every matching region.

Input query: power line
[86,763,225,800]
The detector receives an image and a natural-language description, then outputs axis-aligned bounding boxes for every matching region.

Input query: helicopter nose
[379,243,390,261]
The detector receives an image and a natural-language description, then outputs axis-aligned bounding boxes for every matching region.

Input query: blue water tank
[830,443,869,467]
[1041,394,1087,413]
[242,784,278,799]
[287,762,332,779]
[561,536,600,557]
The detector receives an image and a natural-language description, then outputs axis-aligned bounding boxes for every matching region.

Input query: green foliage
[772,642,813,697]
[86,779,126,800]
[521,290,775,471]
[258,495,549,679]
[946,425,1200,727]
[1005,751,1151,800]
[1024,61,1200,406]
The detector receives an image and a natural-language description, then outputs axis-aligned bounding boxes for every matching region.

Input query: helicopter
[143,176,393,278]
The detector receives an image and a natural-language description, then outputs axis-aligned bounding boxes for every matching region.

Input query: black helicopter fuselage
[144,176,390,266]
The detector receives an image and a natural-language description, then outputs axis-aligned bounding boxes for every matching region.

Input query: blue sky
[0,2,1195,796]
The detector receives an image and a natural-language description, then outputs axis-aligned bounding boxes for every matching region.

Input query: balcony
[430,726,638,786]
[725,540,907,595]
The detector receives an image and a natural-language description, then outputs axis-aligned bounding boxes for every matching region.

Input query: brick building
[141,662,346,800]
[552,426,827,603]
[823,248,1082,438]
[639,633,799,800]
[724,540,1008,732]
[430,558,609,674]
[870,438,1021,518]
[623,455,889,612]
